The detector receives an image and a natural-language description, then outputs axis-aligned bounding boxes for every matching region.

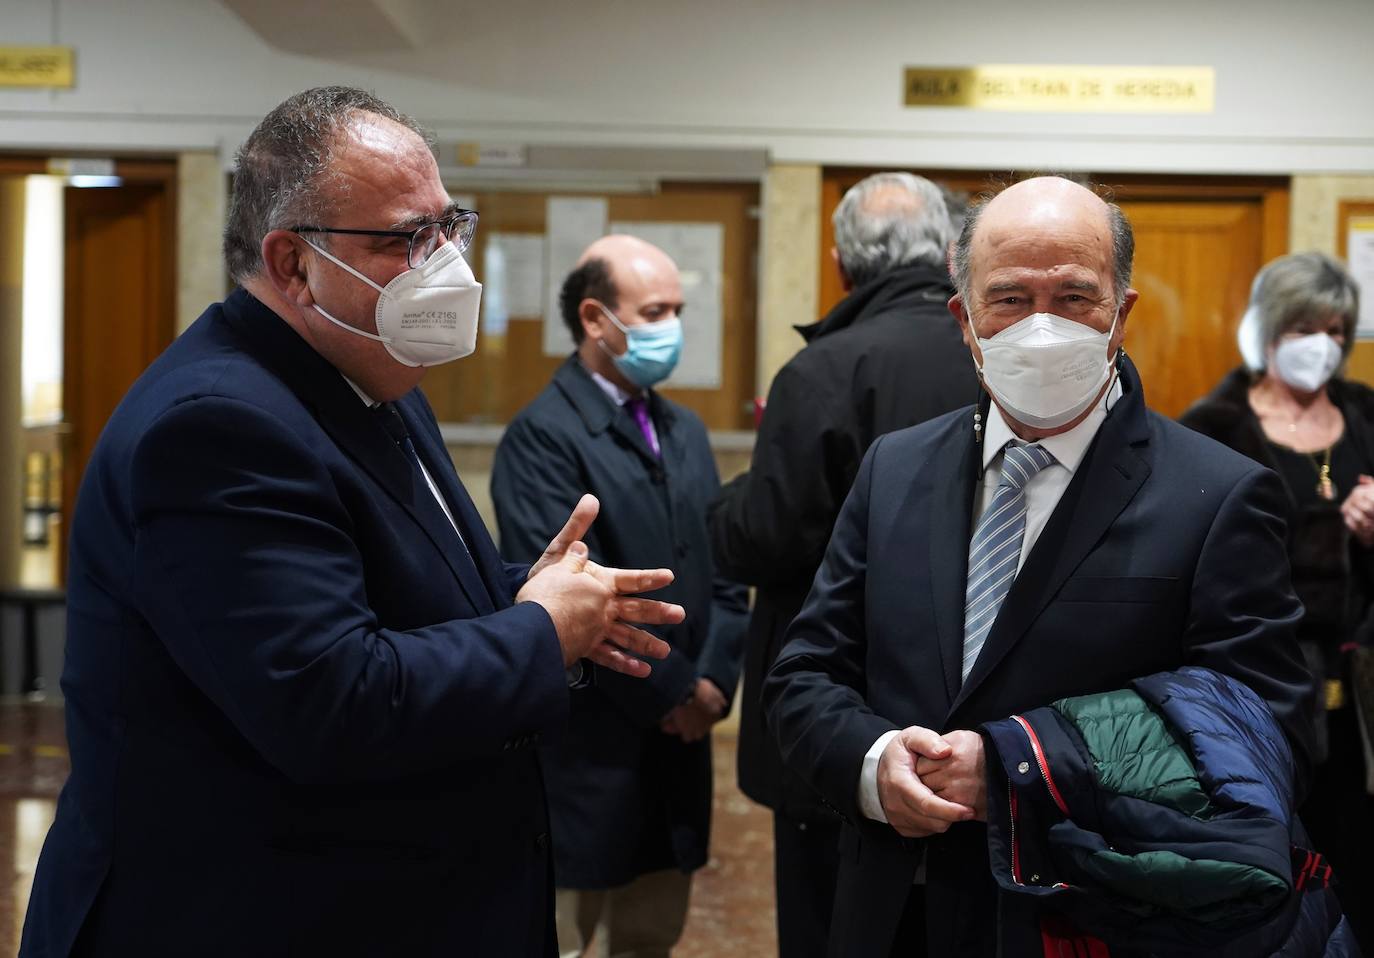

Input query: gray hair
[832,172,953,287]
[223,86,432,282]
[1237,252,1360,372]
[951,177,1135,308]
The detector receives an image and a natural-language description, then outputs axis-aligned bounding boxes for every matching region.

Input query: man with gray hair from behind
[709,171,978,957]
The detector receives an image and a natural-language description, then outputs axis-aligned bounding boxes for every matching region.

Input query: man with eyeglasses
[21,87,680,958]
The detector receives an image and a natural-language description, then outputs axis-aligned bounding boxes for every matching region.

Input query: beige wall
[1291,175,1374,255]
[756,164,820,394]
[1291,176,1374,386]
[177,151,227,332]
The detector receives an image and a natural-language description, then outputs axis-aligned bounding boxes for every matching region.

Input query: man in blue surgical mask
[762,176,1322,957]
[493,235,748,958]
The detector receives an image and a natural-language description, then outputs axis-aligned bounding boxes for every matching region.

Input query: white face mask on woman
[306,239,483,368]
[973,311,1119,430]
[1272,332,1343,394]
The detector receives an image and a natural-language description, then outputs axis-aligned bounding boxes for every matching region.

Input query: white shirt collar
[341,375,378,409]
[585,363,641,407]
[982,374,1123,475]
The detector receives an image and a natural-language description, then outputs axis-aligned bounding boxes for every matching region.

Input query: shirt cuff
[858,729,901,823]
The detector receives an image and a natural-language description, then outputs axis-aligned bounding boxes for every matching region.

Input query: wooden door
[818,170,1288,418]
[1119,199,1267,416]
[62,171,176,577]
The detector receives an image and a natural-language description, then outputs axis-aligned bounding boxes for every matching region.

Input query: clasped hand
[876,727,986,838]
[660,678,729,743]
[516,494,682,678]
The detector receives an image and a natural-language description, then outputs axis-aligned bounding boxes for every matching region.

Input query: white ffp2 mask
[974,311,1118,430]
[1273,333,1342,393]
[307,240,483,368]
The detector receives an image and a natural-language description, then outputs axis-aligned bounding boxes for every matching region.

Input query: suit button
[535,832,549,852]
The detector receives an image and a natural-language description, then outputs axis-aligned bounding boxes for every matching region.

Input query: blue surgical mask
[597,304,683,388]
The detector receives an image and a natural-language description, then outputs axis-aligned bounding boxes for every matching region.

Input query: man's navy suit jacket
[21,289,567,957]
[764,358,1317,957]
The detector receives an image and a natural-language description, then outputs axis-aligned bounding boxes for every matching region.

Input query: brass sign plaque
[904,65,1213,113]
[0,46,74,88]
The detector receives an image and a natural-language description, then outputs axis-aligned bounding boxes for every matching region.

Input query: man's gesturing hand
[516,535,682,678]
[876,726,976,838]
[527,493,601,581]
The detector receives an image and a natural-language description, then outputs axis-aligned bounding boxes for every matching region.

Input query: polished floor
[0,703,66,957]
[0,703,777,956]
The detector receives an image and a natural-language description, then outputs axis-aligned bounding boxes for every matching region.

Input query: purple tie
[626,397,660,458]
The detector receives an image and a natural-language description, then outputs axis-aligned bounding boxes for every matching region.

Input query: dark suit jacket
[22,289,567,958]
[764,358,1316,957]
[492,357,748,887]
[709,263,977,820]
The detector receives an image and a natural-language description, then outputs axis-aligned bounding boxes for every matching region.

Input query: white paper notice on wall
[1350,217,1374,337]
[609,221,724,389]
[483,233,546,338]
[543,198,608,356]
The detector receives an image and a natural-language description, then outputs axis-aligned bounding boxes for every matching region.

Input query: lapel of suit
[220,290,496,616]
[951,359,1153,713]
[556,356,665,472]
[926,406,984,706]
[394,396,501,613]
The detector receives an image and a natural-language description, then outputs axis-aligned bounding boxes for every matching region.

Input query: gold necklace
[1308,445,1336,500]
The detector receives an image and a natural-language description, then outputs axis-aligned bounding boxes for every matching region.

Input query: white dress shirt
[856,377,1122,825]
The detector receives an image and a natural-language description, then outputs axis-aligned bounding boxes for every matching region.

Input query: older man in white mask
[762,176,1316,957]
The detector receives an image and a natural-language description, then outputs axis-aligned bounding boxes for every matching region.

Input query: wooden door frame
[54,156,179,583]
[818,168,1289,320]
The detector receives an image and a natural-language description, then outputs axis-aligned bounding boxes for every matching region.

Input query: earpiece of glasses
[291,209,480,269]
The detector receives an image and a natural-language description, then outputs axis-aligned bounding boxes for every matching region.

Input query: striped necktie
[962,441,1056,683]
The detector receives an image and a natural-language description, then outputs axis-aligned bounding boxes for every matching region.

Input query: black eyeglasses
[292,209,479,269]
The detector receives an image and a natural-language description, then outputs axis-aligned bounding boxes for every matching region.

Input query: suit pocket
[1056,575,1179,604]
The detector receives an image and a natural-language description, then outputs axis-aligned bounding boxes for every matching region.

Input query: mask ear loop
[1105,306,1126,412]
[594,302,630,364]
[300,238,396,344]
[302,238,388,294]
[968,305,991,474]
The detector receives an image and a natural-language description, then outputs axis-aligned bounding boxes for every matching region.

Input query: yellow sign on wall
[0,46,75,88]
[904,65,1214,113]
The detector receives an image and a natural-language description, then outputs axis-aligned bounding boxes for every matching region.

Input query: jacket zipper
[1012,714,1069,815]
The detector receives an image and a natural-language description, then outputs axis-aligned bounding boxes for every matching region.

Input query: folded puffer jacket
[982,666,1359,957]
